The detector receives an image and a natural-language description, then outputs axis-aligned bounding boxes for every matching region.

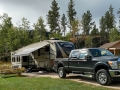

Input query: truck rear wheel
[96,69,111,85]
[58,67,66,78]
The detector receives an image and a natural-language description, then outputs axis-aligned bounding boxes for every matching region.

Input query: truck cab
[54,48,120,85]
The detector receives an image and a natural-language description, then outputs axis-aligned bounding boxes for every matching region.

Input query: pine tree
[91,25,99,35]
[0,13,14,61]
[106,5,115,30]
[117,8,120,31]
[99,16,107,44]
[33,16,47,42]
[71,19,80,37]
[105,5,115,39]
[81,10,94,35]
[85,36,92,48]
[47,0,60,33]
[90,25,100,47]
[67,0,77,32]
[99,5,115,44]
[18,17,30,47]
[60,14,67,37]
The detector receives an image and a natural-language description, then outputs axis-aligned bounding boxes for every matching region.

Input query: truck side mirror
[84,55,92,61]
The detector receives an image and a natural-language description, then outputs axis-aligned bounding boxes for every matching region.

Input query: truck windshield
[89,49,114,57]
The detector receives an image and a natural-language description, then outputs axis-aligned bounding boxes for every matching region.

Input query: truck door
[68,50,80,72]
[78,50,92,72]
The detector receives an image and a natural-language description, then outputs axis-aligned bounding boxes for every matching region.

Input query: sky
[0,0,120,30]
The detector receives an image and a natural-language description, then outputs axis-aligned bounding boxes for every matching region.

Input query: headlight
[108,61,118,69]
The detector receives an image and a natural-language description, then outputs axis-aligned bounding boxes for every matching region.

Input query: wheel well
[95,65,108,74]
[57,64,63,72]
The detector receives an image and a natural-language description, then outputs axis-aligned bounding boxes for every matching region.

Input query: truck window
[89,49,114,57]
[71,51,79,58]
[79,51,88,59]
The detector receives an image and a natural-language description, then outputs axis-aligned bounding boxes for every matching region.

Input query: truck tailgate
[54,58,68,61]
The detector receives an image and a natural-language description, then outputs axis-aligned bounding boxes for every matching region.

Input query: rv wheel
[58,67,66,78]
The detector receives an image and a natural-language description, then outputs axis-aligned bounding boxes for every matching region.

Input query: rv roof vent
[50,38,59,40]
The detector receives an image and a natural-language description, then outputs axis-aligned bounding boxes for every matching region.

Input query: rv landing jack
[25,66,33,73]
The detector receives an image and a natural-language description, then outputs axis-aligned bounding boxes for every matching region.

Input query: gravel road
[22,72,120,90]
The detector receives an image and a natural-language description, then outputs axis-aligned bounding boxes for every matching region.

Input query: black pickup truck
[54,48,120,85]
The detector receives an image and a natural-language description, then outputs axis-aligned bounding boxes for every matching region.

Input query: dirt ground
[22,72,120,90]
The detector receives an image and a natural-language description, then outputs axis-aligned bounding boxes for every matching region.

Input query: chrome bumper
[109,70,120,77]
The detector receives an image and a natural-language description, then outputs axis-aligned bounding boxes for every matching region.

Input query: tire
[96,69,111,85]
[58,67,66,78]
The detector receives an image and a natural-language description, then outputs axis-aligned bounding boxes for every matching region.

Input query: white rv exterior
[11,39,74,69]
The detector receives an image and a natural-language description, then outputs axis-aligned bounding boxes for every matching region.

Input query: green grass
[0,77,118,90]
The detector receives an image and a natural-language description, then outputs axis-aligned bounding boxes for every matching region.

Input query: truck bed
[54,58,69,72]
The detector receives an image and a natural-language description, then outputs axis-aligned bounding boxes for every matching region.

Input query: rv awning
[13,42,49,56]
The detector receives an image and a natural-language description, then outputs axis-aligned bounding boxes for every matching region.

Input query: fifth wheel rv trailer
[11,39,75,70]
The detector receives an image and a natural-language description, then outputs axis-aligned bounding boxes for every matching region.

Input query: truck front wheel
[96,69,111,85]
[58,67,66,78]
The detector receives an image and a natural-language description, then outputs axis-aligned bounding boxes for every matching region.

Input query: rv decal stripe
[56,43,67,58]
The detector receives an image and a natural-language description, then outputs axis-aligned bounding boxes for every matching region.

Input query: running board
[78,74,93,78]
[72,71,94,78]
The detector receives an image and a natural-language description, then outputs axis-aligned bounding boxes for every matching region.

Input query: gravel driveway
[22,72,120,90]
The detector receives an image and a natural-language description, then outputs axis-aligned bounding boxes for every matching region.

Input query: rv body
[11,39,74,69]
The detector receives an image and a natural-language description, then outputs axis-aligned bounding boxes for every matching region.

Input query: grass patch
[0,61,11,66]
[0,61,25,78]
[0,73,17,78]
[0,77,118,90]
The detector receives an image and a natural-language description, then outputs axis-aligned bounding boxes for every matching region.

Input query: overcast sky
[0,0,120,30]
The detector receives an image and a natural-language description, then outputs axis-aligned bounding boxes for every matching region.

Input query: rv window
[19,57,20,62]
[57,42,75,56]
[14,57,16,62]
[17,57,20,62]
[12,57,14,62]
[17,57,19,62]
[13,57,15,62]
[45,45,49,52]
[12,57,13,62]
[58,42,74,49]
[38,49,40,56]
[23,56,28,62]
